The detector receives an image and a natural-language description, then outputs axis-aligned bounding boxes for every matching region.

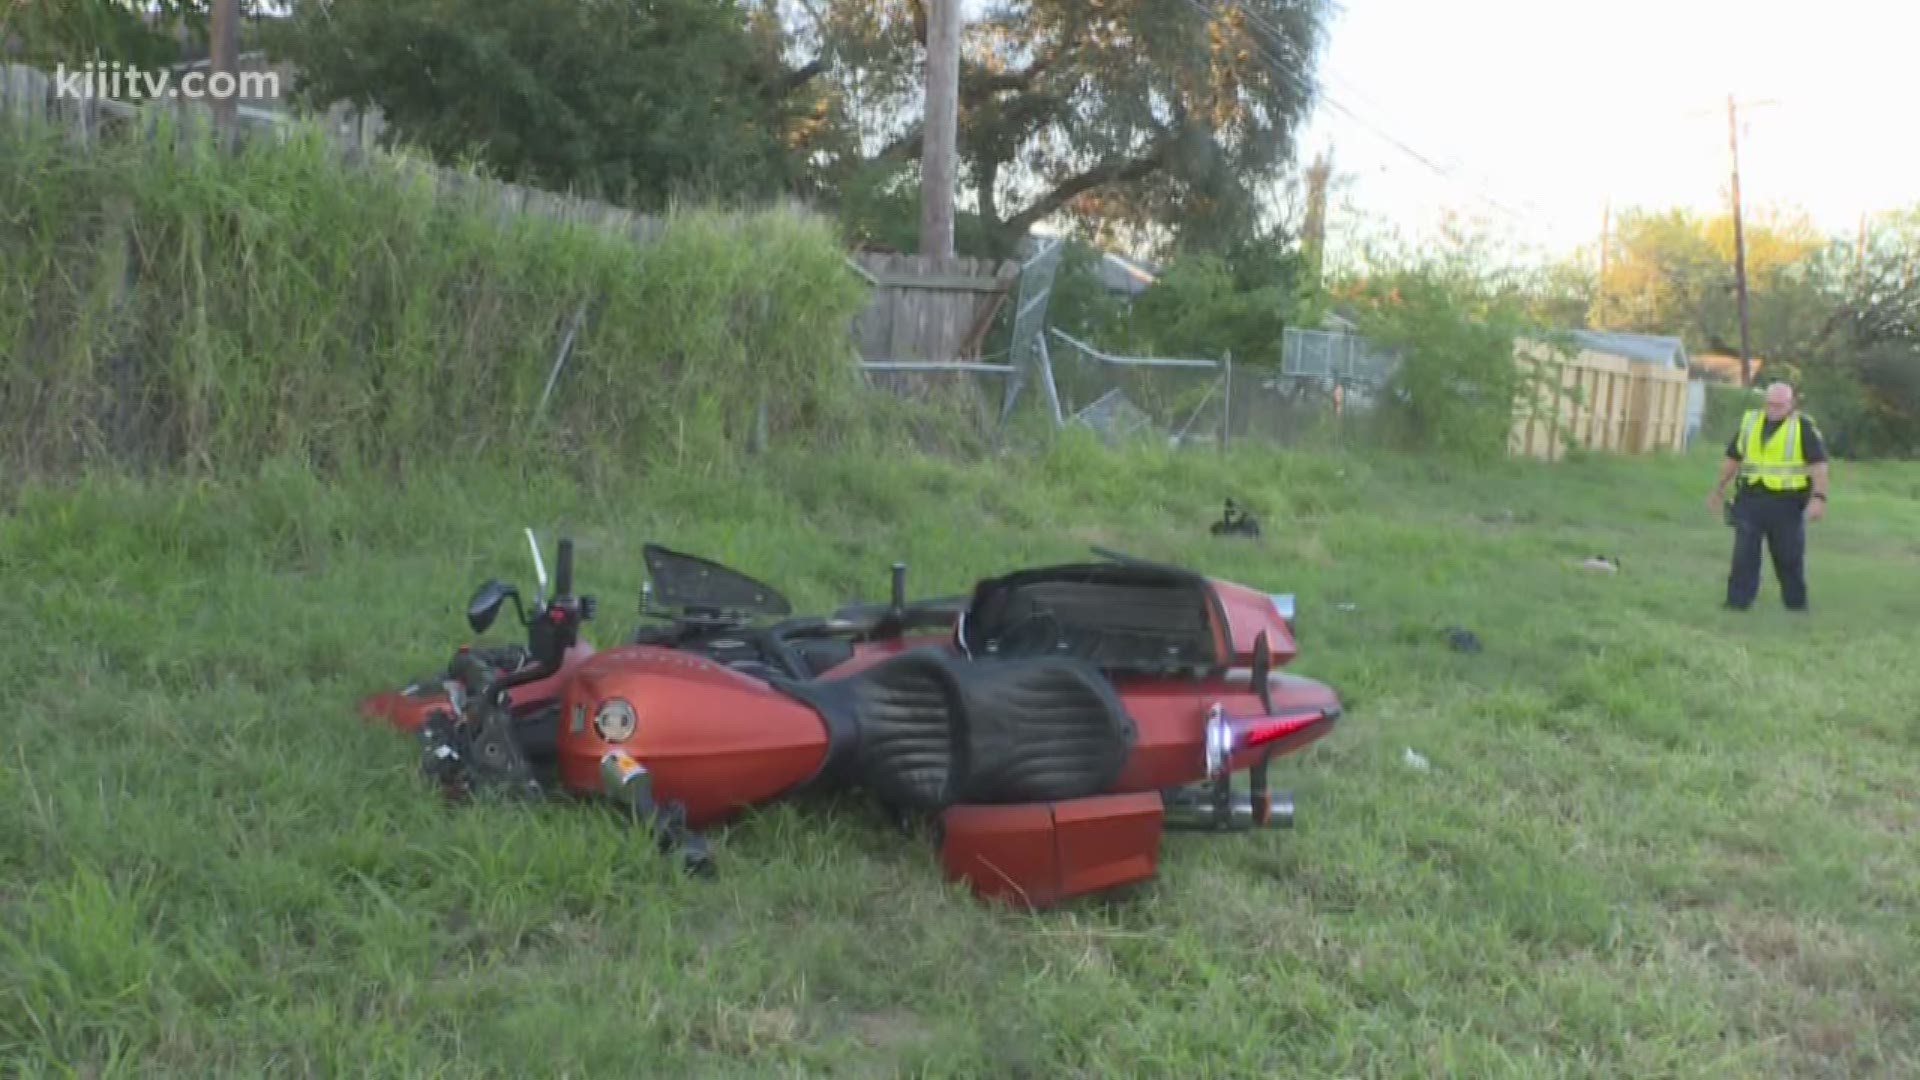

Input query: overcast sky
[1291,0,1916,264]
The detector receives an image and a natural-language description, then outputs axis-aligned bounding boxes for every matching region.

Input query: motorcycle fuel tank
[554,644,831,828]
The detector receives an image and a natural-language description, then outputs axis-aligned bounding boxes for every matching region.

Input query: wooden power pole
[1727,93,1753,388]
[919,0,961,260]
[1303,148,1332,287]
[1856,212,1868,281]
[1597,199,1610,326]
[209,0,240,130]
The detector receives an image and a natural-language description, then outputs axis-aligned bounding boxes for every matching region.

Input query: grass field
[3,437,1918,1077]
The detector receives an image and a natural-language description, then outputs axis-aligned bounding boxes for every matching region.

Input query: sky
[1293,0,1920,265]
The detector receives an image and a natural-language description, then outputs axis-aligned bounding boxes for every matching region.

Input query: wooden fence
[1510,337,1689,460]
[848,252,1020,365]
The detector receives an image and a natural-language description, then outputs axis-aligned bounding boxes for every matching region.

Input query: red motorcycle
[360,533,1344,907]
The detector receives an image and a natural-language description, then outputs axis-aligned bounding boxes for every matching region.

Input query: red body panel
[1106,671,1341,790]
[357,641,597,732]
[1205,577,1299,667]
[554,645,830,828]
[938,792,1164,908]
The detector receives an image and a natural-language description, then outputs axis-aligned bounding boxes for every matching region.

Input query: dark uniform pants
[1727,491,1808,610]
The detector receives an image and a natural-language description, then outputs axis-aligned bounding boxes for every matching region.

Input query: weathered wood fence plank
[1511,338,1690,460]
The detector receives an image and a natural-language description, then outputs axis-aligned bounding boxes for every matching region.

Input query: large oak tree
[793,0,1329,256]
[262,0,1329,253]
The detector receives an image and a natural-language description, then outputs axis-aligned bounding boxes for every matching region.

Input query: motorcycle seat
[780,649,1136,812]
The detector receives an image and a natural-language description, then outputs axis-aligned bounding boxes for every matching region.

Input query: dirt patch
[692,1004,804,1055]
[849,1009,936,1051]
[1717,911,1873,993]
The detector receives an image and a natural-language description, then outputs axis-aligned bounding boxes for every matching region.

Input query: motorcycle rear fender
[1107,670,1341,791]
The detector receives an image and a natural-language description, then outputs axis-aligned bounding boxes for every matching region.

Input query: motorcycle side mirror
[467,579,519,634]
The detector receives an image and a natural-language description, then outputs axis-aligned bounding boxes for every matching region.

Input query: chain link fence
[846,248,1427,453]
[1045,329,1230,447]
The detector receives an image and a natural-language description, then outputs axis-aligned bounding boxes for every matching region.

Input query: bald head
[1764,382,1795,421]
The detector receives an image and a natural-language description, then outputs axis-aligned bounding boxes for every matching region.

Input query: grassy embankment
[4,444,1917,1077]
[4,113,1919,1078]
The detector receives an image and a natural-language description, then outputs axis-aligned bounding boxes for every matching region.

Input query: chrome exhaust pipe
[1264,790,1295,829]
[1162,785,1295,831]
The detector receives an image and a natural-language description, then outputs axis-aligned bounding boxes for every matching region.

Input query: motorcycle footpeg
[678,833,717,878]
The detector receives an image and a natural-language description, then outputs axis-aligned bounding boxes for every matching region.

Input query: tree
[2,0,202,70]
[1522,258,1596,330]
[260,0,1330,251]
[796,0,1332,258]
[1792,209,1920,457]
[1590,206,1826,360]
[1118,231,1306,364]
[267,0,804,208]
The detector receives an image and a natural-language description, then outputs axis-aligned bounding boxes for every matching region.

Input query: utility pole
[919,0,961,260]
[1303,148,1332,288]
[1856,211,1868,281]
[1597,198,1610,326]
[1727,93,1753,388]
[209,0,239,130]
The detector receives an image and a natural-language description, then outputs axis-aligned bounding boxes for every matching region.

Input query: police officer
[1706,382,1830,611]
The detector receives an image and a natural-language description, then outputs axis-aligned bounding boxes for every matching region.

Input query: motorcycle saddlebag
[957,561,1227,675]
[938,791,1165,908]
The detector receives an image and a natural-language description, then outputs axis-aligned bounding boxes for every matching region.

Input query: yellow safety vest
[1735,409,1812,491]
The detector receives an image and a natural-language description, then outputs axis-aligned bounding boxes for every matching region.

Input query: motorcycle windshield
[643,544,792,616]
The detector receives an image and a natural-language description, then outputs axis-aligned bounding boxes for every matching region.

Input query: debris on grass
[1208,498,1261,538]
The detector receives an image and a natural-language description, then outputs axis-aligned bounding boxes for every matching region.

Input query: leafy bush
[1345,266,1549,461]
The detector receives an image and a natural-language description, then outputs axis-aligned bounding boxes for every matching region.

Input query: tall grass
[3,442,1918,1075]
[0,115,871,482]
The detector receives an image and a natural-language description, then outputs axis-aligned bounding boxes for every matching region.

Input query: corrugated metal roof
[1567,330,1689,369]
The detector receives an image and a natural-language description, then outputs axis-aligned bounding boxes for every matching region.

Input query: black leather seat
[779,649,1137,812]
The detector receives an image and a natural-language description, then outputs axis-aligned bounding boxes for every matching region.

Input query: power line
[1174,0,1553,230]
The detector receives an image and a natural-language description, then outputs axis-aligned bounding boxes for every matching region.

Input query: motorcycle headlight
[593,698,637,742]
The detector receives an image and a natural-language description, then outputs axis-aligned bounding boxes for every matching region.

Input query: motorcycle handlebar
[554,538,574,599]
